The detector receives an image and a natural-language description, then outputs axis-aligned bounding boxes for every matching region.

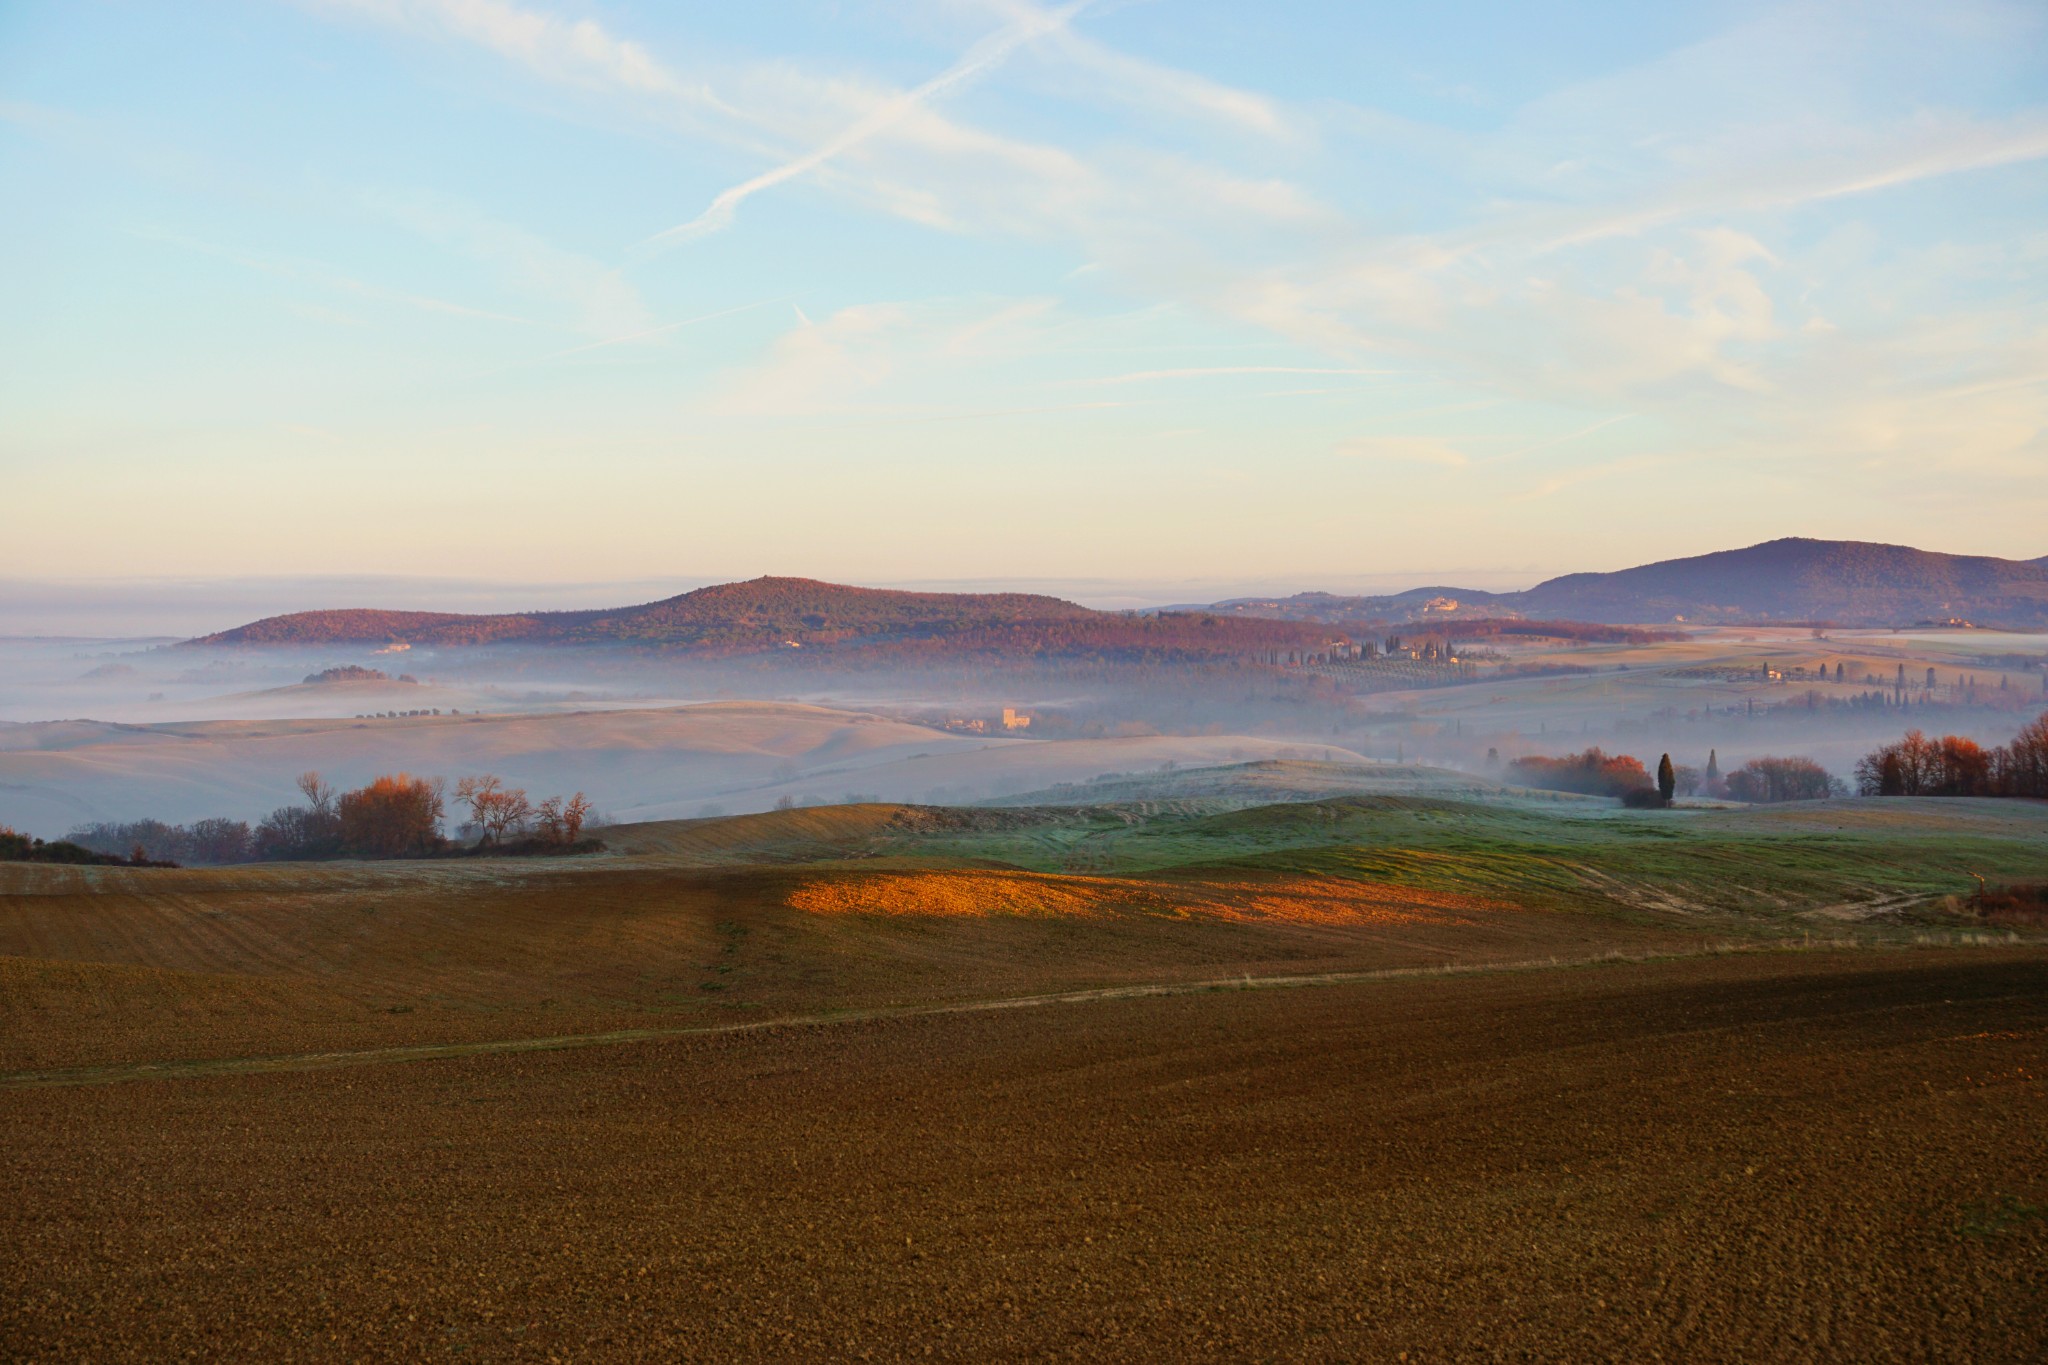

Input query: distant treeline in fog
[62,772,599,865]
[1856,713,2048,797]
[1505,746,1843,804]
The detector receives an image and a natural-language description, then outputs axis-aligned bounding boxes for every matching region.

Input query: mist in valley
[4,619,2042,840]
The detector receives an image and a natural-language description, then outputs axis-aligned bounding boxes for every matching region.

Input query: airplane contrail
[634,1,1091,258]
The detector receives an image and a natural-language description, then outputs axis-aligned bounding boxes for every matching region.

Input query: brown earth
[0,854,1700,1075]
[3,948,2044,1362]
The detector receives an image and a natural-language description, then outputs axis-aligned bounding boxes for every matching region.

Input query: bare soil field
[4,790,2045,1076]
[4,948,2044,1362]
[4,791,2045,1360]
[0,852,1696,1076]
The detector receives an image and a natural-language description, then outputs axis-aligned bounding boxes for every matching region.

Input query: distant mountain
[1202,539,2048,628]
[1514,538,2048,625]
[190,576,1348,660]
[191,543,2048,655]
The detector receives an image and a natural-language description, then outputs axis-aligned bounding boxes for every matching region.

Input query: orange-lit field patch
[785,871,1153,918]
[785,869,1503,926]
[1185,877,1499,927]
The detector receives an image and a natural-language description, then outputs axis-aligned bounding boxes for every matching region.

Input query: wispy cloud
[313,0,730,109]
[636,2,1093,255]
[1536,119,2048,252]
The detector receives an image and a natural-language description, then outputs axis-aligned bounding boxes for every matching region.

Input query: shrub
[1978,883,2048,927]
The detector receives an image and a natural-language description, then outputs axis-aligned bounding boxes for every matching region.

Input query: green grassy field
[612,762,2048,933]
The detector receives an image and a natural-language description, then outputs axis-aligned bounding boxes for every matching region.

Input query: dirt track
[5,947,2044,1362]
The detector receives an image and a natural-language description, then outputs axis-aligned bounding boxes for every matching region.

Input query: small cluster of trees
[59,771,601,865]
[453,776,591,847]
[1507,745,1843,805]
[1854,712,2048,798]
[1505,747,1654,798]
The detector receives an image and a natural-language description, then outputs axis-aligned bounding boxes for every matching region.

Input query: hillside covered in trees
[190,577,1349,662]
[1201,539,2048,627]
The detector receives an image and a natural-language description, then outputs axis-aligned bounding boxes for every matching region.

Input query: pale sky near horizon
[3,0,2045,591]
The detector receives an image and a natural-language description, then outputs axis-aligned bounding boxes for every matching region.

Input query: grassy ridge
[652,793,2048,921]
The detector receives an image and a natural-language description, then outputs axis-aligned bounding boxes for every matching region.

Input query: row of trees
[1505,746,1844,805]
[1854,712,2048,798]
[64,772,597,864]
[1,826,171,866]
[62,817,258,866]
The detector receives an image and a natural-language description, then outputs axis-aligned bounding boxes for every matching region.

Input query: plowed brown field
[5,802,2045,1361]
[0,855,1699,1074]
[4,949,2044,1361]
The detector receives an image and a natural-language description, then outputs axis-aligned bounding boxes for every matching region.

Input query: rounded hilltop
[183,575,1353,661]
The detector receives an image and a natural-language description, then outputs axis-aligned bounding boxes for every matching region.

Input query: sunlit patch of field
[1184,875,1496,926]
[783,867,1495,927]
[789,870,1151,918]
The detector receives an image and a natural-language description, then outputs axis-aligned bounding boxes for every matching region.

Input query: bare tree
[455,775,530,845]
[534,796,564,844]
[297,771,334,818]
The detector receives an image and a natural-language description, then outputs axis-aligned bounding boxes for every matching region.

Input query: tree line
[61,772,599,865]
[1505,746,1843,805]
[1,826,177,867]
[1854,711,2048,798]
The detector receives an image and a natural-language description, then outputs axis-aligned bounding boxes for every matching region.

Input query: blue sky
[2,0,2045,595]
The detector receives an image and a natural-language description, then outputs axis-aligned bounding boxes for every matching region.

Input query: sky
[2,0,2045,600]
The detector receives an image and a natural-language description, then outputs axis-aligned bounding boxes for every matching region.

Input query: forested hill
[1203,539,2048,628]
[1513,539,2048,625]
[189,576,1347,660]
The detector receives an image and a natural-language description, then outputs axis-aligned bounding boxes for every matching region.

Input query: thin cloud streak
[635,2,1093,257]
[1538,122,2048,252]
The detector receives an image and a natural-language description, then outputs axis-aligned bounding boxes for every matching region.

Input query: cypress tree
[1705,749,1720,791]
[1657,753,1676,807]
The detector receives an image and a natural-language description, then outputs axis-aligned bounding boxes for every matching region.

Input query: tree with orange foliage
[1857,710,2048,798]
[1505,747,1653,798]
[336,774,445,857]
[561,793,591,843]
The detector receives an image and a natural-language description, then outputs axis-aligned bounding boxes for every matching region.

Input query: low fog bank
[3,627,2043,838]
[0,575,715,640]
[0,568,1546,639]
[0,703,1367,836]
